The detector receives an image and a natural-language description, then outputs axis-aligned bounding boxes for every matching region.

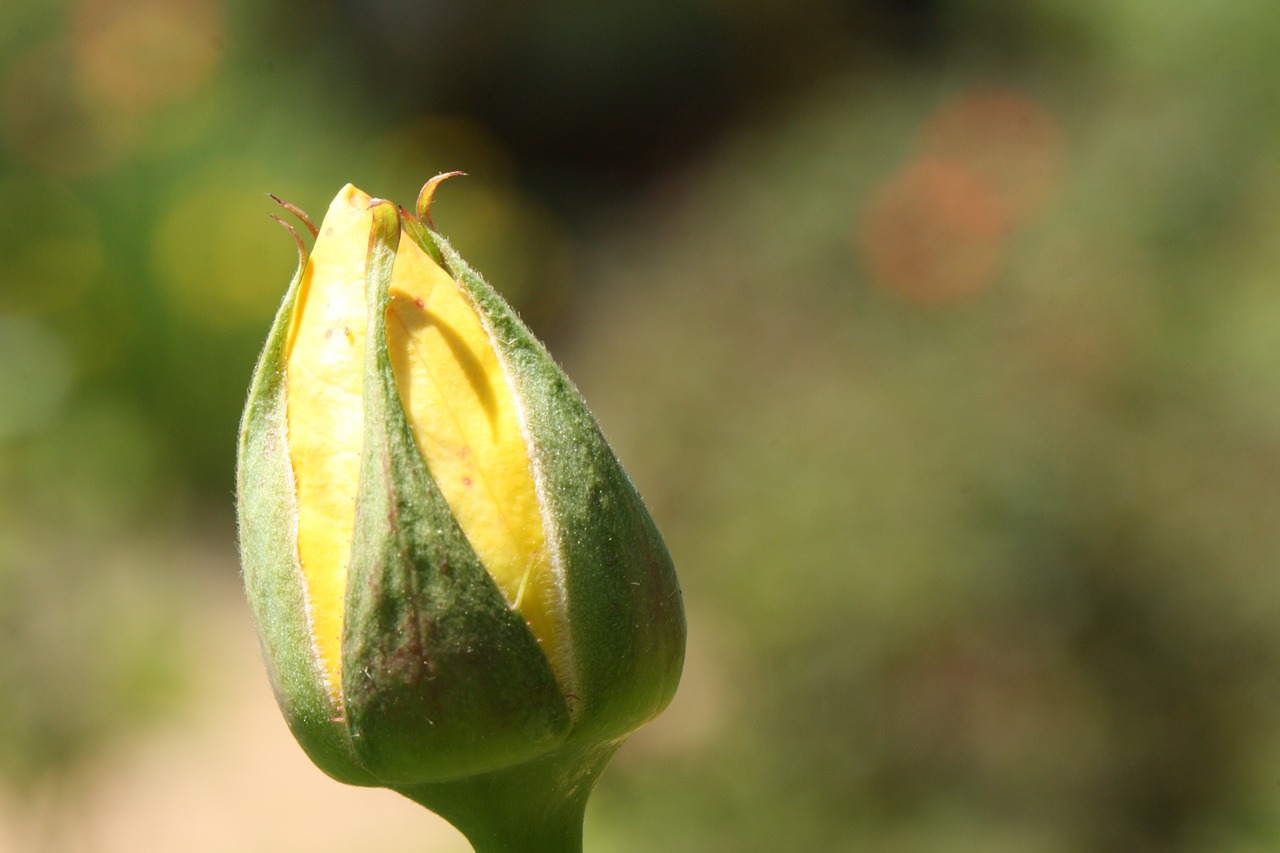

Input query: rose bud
[237,177,685,852]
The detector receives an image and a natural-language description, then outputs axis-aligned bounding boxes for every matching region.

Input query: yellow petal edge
[284,184,563,704]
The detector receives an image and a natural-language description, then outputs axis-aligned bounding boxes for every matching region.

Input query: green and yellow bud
[237,179,685,851]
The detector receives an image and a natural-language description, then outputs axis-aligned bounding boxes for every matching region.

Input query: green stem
[394,742,619,853]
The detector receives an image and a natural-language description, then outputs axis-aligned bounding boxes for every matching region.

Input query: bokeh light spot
[858,88,1068,305]
[923,89,1067,225]
[0,39,136,175]
[373,115,516,194]
[858,158,1008,304]
[151,167,297,331]
[74,0,223,113]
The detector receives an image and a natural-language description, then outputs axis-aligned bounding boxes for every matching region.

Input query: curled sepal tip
[268,193,318,237]
[417,171,466,226]
[268,215,308,270]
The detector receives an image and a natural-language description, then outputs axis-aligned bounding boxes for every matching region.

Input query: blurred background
[4,0,1280,850]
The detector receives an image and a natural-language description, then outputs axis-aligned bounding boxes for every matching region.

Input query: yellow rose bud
[237,177,685,852]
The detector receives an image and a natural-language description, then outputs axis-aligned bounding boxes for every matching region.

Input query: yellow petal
[285,184,371,703]
[386,229,565,682]
[286,184,564,704]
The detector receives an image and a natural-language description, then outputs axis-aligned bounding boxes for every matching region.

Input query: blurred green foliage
[4,0,1280,850]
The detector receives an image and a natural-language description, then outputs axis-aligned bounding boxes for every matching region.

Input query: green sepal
[407,221,686,743]
[341,203,572,785]
[236,244,377,788]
